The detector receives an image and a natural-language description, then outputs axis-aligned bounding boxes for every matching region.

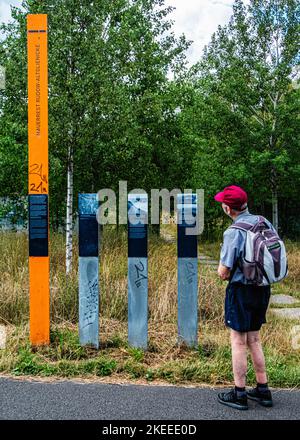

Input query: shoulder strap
[251,215,271,233]
[230,222,254,232]
[230,215,270,233]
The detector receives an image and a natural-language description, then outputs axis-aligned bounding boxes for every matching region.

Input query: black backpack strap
[227,223,249,283]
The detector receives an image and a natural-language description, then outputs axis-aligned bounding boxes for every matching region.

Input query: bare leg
[230,329,248,388]
[247,331,268,384]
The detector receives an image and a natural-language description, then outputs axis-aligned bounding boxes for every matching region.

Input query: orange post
[27,14,50,345]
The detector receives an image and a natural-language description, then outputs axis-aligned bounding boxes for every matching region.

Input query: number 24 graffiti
[29,163,47,193]
[134,261,147,288]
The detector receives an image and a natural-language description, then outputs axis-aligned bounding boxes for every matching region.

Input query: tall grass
[0,229,299,386]
[0,229,225,326]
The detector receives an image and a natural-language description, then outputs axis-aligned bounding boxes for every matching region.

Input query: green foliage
[127,346,145,362]
[123,360,146,378]
[49,328,87,360]
[10,340,117,377]
[94,358,117,376]
[185,0,300,237]
[145,368,154,381]
[12,346,42,375]
[0,197,27,228]
[0,0,299,237]
[0,0,192,230]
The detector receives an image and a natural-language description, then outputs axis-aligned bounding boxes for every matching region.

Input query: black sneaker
[247,387,273,407]
[218,389,248,410]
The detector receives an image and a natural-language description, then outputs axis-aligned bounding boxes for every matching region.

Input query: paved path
[0,377,299,420]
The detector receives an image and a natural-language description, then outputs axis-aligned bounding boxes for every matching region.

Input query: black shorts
[225,282,271,332]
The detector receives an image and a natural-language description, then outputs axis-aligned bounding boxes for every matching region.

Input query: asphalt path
[0,377,299,420]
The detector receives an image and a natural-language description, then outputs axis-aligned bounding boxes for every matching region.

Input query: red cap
[214,185,248,210]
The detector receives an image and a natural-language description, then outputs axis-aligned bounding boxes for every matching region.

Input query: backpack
[230,216,288,286]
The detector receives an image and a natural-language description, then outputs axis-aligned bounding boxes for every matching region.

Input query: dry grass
[272,240,300,300]
[0,229,299,387]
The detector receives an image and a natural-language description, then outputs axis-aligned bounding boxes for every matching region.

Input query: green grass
[0,322,299,388]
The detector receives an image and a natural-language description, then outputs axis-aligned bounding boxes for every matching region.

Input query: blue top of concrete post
[79,194,99,257]
[177,193,197,258]
[128,194,148,258]
[78,193,98,216]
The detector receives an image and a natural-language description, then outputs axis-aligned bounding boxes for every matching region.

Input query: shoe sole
[217,397,248,410]
[247,395,273,407]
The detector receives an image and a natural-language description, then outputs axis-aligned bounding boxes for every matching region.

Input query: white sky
[164,0,235,66]
[0,0,21,25]
[0,0,239,67]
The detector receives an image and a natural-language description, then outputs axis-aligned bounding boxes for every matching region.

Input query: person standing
[214,185,274,410]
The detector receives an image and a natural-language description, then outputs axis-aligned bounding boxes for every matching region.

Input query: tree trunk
[272,190,278,232]
[66,145,74,275]
[270,159,279,232]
